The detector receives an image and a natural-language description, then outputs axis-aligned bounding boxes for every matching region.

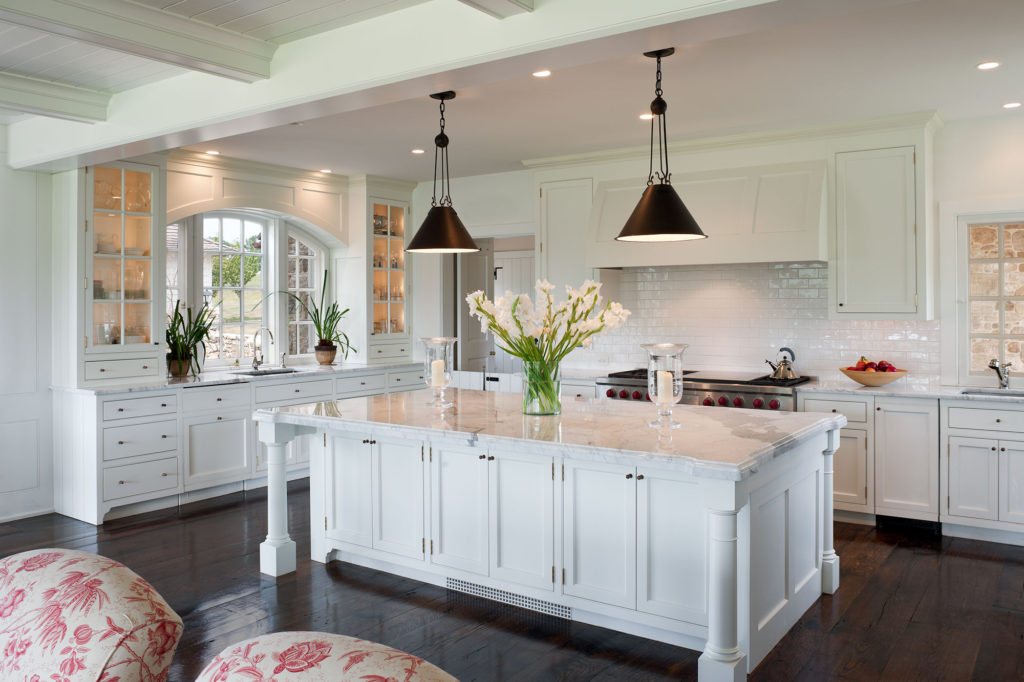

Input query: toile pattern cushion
[0,548,183,682]
[197,631,458,682]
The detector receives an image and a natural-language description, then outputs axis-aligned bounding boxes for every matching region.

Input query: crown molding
[166,149,348,190]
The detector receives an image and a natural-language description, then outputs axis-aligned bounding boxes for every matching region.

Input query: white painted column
[821,427,841,594]
[698,507,746,682]
[257,420,313,577]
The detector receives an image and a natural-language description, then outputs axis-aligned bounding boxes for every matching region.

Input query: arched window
[286,231,324,356]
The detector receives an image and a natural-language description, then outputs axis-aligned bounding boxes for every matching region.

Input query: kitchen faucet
[988,358,1012,388]
[252,327,275,371]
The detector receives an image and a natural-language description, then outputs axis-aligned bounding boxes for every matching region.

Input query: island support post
[258,420,314,577]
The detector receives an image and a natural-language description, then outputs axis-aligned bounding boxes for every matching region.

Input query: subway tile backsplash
[564,262,941,376]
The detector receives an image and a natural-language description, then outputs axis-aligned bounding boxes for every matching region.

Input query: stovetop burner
[744,374,811,387]
[606,369,697,381]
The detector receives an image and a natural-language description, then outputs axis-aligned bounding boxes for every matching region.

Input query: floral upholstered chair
[0,548,183,681]
[197,631,458,681]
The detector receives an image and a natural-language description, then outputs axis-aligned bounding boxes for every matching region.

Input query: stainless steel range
[595,369,811,411]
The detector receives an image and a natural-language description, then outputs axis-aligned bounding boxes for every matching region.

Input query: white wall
[935,116,1024,201]
[0,125,54,521]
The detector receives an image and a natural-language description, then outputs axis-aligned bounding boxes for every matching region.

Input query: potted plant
[280,270,355,365]
[166,300,214,377]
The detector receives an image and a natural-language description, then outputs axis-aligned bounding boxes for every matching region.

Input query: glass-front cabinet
[371,201,406,338]
[86,162,159,352]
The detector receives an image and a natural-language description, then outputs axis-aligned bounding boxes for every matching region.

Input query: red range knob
[632,390,642,400]
[733,397,744,408]
[703,398,714,406]
[769,399,780,410]
[752,398,764,409]
[619,390,629,399]
[606,388,616,398]
[717,396,728,406]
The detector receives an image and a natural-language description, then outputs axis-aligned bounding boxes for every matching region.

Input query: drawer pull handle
[117,408,124,412]
[370,439,377,445]
[360,381,366,385]
[362,439,370,444]
[487,455,494,461]
[118,480,126,485]
[625,473,633,479]
[216,397,222,402]
[479,454,486,460]
[161,434,168,439]
[100,368,106,372]
[295,389,300,393]
[160,403,167,407]
[142,365,149,369]
[377,350,383,354]
[117,440,125,445]
[161,472,169,477]
[637,474,645,480]
[400,348,405,352]
[996,418,1002,423]
[217,416,223,421]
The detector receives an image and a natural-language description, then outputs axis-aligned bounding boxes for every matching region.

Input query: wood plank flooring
[2,483,1022,681]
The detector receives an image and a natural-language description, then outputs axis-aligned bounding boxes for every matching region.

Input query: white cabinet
[372,437,425,560]
[875,397,939,520]
[834,146,921,317]
[324,433,373,547]
[798,394,875,514]
[539,178,594,290]
[488,450,554,592]
[430,445,489,575]
[561,380,596,400]
[1000,441,1024,524]
[183,410,252,490]
[947,436,999,521]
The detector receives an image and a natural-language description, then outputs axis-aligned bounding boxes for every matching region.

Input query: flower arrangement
[466,280,630,414]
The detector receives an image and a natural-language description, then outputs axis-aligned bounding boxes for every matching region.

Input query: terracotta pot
[167,356,192,378]
[315,343,338,366]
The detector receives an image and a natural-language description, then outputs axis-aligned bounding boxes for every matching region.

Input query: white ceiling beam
[0,0,275,82]
[456,0,533,19]
[0,71,107,122]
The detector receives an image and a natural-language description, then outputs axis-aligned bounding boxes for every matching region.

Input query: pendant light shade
[616,48,707,243]
[407,91,480,254]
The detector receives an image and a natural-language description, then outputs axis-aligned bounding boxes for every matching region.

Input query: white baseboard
[834,510,876,526]
[942,523,1024,548]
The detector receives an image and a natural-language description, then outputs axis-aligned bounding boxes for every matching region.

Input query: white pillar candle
[430,359,446,387]
[656,370,674,404]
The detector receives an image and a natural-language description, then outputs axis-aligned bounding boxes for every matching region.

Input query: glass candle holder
[642,342,688,429]
[421,337,456,408]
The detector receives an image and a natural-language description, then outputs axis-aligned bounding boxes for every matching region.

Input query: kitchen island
[254,389,845,681]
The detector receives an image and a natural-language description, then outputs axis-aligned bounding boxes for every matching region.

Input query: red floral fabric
[0,548,183,681]
[197,631,458,682]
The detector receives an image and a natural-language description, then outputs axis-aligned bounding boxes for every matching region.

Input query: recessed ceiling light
[639,113,654,120]
[411,148,425,154]
[977,61,1001,70]
[205,150,220,155]
[1004,102,1022,109]
[319,168,332,173]
[532,70,551,78]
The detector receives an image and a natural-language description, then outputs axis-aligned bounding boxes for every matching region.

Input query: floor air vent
[446,577,571,620]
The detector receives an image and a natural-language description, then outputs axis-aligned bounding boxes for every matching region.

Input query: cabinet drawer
[948,407,1024,432]
[103,394,178,421]
[103,419,177,462]
[803,398,868,423]
[180,384,250,413]
[388,369,425,390]
[86,358,161,381]
[255,379,333,404]
[336,373,386,395]
[103,456,178,501]
[370,343,411,360]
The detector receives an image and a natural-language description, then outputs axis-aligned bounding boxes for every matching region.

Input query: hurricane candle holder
[421,337,456,408]
[642,342,688,428]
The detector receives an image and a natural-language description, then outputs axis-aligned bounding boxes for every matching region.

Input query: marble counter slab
[256,388,846,481]
[52,361,420,395]
[799,373,1024,403]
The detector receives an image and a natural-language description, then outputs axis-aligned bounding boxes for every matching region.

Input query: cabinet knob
[637,474,645,480]
[117,440,125,445]
[488,455,494,461]
[876,407,881,411]
[161,472,169,477]
[216,397,222,402]
[161,434,168,439]
[479,454,486,460]
[118,480,126,485]
[360,381,366,385]
[992,446,997,451]
[142,365,149,369]
[400,348,406,352]
[217,416,223,421]
[377,350,383,354]
[362,439,369,444]
[370,439,377,445]
[839,303,844,307]
[100,368,106,372]
[396,378,401,382]
[831,409,837,413]
[117,408,124,412]
[160,403,167,408]
[996,418,1002,423]
[295,389,300,393]
[625,473,633,479]
[1001,447,1006,452]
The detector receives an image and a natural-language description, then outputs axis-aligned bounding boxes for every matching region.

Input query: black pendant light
[407,91,480,253]
[616,48,707,242]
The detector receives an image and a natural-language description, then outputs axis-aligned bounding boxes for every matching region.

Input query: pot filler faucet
[252,327,275,371]
[989,358,1012,388]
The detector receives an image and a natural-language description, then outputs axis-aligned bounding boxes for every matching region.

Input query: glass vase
[421,337,456,408]
[522,360,561,416]
[642,342,688,429]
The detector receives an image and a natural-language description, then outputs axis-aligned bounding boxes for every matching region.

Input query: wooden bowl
[839,367,907,387]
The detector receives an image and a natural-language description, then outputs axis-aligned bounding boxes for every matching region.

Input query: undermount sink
[233,367,299,376]
[960,388,1024,397]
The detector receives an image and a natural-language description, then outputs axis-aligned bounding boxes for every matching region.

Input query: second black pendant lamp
[406,91,480,253]
[616,48,707,243]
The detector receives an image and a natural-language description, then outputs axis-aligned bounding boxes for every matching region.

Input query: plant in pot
[280,270,355,365]
[166,300,214,377]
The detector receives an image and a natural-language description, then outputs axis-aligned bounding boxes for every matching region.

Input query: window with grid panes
[165,223,181,320]
[286,233,321,355]
[202,215,266,361]
[966,221,1024,377]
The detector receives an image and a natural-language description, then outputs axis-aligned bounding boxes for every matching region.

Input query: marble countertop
[255,388,846,480]
[52,361,420,395]
[798,372,1024,403]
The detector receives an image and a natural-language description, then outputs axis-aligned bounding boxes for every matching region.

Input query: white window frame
[278,225,327,360]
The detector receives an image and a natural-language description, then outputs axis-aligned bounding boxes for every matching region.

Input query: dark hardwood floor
[2,483,1022,681]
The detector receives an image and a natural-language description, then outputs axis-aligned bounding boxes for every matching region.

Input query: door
[539,178,594,291]
[492,249,534,374]
[489,450,554,592]
[325,433,373,547]
[875,397,939,519]
[834,428,869,510]
[372,438,425,560]
[457,238,494,373]
[430,445,489,575]
[835,146,917,314]
[183,410,251,490]
[947,436,999,520]
[999,439,1024,523]
[636,470,706,624]
[562,459,636,609]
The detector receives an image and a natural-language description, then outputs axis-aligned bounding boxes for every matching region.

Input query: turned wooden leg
[821,428,840,594]
[698,508,746,682]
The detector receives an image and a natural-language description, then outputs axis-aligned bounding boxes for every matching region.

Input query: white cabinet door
[562,459,636,609]
[834,428,870,510]
[325,434,373,547]
[183,410,251,490]
[489,451,554,592]
[999,439,1024,523]
[636,470,706,625]
[875,397,939,519]
[835,146,918,315]
[539,179,594,290]
[947,436,999,521]
[372,438,425,560]
[430,445,489,575]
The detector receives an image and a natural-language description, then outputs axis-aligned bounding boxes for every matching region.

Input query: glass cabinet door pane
[93,212,121,254]
[93,166,122,211]
[124,260,150,300]
[373,204,388,235]
[390,302,405,334]
[93,258,122,301]
[124,170,152,213]
[373,237,387,269]
[124,216,151,256]
[390,206,404,237]
[124,303,151,344]
[389,237,404,270]
[373,302,388,335]
[389,270,404,302]
[93,302,122,345]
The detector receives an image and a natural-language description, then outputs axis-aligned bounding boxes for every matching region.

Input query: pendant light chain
[653,55,671,185]
[431,99,453,208]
